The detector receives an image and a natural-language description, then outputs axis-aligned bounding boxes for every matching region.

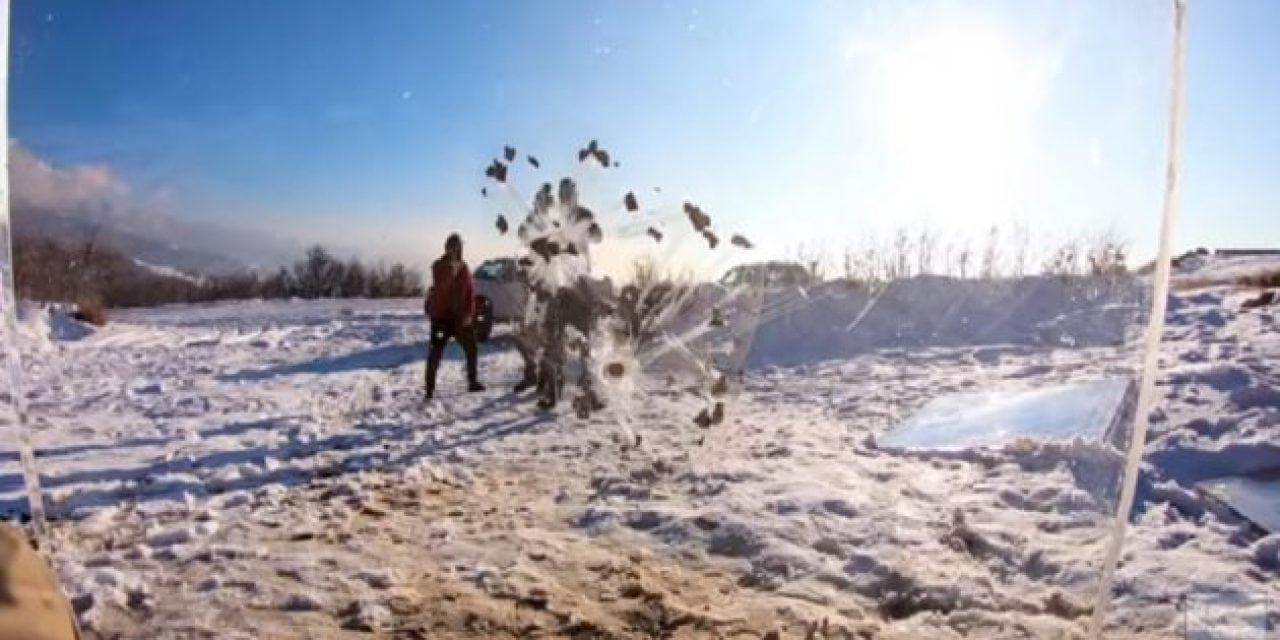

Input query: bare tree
[1011,222,1030,277]
[917,228,937,276]
[958,241,972,279]
[980,226,1000,279]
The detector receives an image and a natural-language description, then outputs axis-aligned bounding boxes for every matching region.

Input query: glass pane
[2,1,1255,639]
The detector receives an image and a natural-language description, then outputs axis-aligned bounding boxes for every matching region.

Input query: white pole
[1089,0,1187,636]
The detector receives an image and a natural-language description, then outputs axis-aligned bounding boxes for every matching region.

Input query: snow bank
[745,275,1146,368]
[634,274,1146,374]
[1172,251,1280,286]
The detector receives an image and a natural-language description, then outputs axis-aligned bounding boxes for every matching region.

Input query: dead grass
[1239,268,1280,289]
[72,299,109,326]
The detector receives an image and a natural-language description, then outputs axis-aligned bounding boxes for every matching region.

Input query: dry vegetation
[790,228,1132,288]
[1239,268,1280,289]
[617,255,697,346]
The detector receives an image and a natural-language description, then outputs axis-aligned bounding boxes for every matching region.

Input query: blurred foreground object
[0,525,76,640]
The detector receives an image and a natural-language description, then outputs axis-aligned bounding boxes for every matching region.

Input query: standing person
[424,233,485,399]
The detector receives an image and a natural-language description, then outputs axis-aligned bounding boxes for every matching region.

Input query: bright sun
[878,24,1043,225]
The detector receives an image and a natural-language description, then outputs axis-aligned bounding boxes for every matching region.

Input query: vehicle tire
[474,295,494,343]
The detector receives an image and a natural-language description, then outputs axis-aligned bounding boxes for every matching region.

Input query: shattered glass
[0,2,1247,639]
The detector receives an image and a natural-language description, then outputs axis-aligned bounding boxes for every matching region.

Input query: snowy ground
[2,268,1278,639]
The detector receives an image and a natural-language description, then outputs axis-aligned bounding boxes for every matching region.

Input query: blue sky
[9,0,1279,274]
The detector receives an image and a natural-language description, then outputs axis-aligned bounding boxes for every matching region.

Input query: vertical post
[1089,0,1187,637]
[0,0,49,542]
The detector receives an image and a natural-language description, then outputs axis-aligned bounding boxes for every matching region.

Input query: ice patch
[49,307,95,342]
[1197,470,1280,533]
[879,378,1134,452]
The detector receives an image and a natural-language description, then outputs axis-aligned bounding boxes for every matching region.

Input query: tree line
[14,237,424,309]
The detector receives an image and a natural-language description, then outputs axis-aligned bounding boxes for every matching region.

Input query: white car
[467,257,613,342]
[718,261,814,288]
[471,258,529,341]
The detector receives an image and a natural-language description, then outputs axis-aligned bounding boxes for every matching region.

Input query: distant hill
[7,141,301,275]
[11,205,300,276]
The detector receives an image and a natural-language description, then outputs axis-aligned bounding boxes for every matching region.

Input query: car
[471,257,529,342]
[718,261,814,289]
[430,257,614,343]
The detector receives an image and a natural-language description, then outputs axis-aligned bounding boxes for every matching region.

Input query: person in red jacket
[424,233,485,398]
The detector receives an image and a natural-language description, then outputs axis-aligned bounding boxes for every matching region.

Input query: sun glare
[878,24,1044,225]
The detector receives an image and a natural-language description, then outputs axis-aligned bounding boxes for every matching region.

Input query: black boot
[514,371,537,393]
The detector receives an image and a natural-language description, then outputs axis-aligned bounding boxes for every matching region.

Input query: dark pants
[535,286,600,409]
[513,321,540,385]
[425,317,479,394]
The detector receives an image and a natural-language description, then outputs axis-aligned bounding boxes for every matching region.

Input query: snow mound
[745,275,1145,368]
[1172,251,1280,286]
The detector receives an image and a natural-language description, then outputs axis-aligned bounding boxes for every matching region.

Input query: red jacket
[428,257,476,321]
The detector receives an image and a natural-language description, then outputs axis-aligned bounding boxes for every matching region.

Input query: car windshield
[7,3,1270,640]
[474,260,507,281]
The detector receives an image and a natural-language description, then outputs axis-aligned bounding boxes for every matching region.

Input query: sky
[8,0,1279,277]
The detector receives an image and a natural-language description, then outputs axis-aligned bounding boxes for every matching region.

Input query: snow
[1173,251,1280,286]
[0,267,1277,637]
[132,258,203,285]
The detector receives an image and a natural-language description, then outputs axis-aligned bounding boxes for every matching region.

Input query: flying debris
[709,307,726,328]
[578,139,611,167]
[684,202,712,232]
[730,234,754,249]
[693,402,725,428]
[558,178,579,207]
[711,374,729,396]
[534,182,554,212]
[694,409,712,429]
[481,187,488,197]
[480,142,755,425]
[485,159,509,183]
[530,238,562,260]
